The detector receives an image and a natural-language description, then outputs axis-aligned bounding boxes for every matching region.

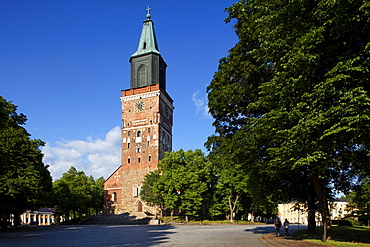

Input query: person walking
[283,219,290,236]
[274,218,282,237]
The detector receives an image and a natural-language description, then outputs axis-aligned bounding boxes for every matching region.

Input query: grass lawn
[294,226,370,247]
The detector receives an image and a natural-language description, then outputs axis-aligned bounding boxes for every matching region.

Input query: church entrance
[135,200,143,212]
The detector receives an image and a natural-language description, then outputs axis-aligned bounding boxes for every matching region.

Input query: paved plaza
[0,224,304,247]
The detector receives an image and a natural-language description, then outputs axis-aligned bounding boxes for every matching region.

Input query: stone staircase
[81,212,154,225]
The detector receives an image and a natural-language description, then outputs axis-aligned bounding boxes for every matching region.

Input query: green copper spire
[131,6,160,57]
[129,7,167,90]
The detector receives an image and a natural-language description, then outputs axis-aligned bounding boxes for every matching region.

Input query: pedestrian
[283,219,290,236]
[274,218,282,237]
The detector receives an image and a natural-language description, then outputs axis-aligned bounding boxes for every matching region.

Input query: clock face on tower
[134,100,145,113]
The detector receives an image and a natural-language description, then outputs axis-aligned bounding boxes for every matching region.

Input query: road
[0,224,305,247]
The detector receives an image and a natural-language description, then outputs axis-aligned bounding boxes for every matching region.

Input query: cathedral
[104,8,174,214]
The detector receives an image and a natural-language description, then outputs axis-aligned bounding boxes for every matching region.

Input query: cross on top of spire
[146,6,152,19]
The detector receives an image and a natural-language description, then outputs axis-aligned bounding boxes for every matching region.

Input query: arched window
[128,158,131,164]
[133,185,140,197]
[137,64,147,87]
[136,130,142,143]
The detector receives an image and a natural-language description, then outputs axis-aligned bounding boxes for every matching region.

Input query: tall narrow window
[138,65,147,87]
[128,131,130,136]
[133,185,140,197]
[143,42,147,49]
[148,155,151,162]
[128,158,131,164]
[136,130,142,143]
[112,192,117,202]
[159,69,164,89]
[138,157,141,163]
[127,143,130,148]
[148,128,151,133]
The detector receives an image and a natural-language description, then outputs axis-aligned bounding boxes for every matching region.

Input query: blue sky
[1,0,238,180]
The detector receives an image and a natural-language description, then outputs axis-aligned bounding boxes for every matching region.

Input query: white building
[21,208,55,225]
[278,199,352,224]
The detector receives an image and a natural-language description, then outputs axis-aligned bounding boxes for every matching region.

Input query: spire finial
[146,6,152,19]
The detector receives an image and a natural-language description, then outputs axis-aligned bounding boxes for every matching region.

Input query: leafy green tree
[140,169,164,217]
[348,176,370,223]
[53,166,104,222]
[141,149,211,222]
[0,96,52,228]
[207,0,370,241]
[90,176,105,215]
[206,136,249,222]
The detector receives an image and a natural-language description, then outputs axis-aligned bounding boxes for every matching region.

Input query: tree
[53,166,104,222]
[207,0,370,241]
[206,136,250,222]
[90,176,105,215]
[141,149,211,222]
[0,96,52,228]
[348,176,370,224]
[140,169,164,217]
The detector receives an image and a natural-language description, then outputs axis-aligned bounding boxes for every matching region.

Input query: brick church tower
[104,8,174,214]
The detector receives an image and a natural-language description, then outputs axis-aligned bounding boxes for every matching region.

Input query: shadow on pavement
[0,225,177,247]
[245,225,276,234]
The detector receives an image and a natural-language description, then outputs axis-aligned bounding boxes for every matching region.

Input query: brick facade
[104,84,173,214]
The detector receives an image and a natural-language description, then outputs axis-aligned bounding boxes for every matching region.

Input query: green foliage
[206,135,253,222]
[347,176,370,223]
[141,169,163,206]
[0,96,52,227]
[53,166,104,221]
[207,0,370,239]
[141,149,211,219]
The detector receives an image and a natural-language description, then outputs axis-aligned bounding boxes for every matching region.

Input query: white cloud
[42,126,121,181]
[192,91,211,119]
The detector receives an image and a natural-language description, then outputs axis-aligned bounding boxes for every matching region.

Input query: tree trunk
[228,195,234,222]
[170,209,174,222]
[13,213,21,227]
[228,191,242,223]
[307,188,317,233]
[312,174,332,241]
[250,214,255,222]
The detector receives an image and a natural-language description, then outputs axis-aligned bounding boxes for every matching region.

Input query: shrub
[338,219,361,226]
